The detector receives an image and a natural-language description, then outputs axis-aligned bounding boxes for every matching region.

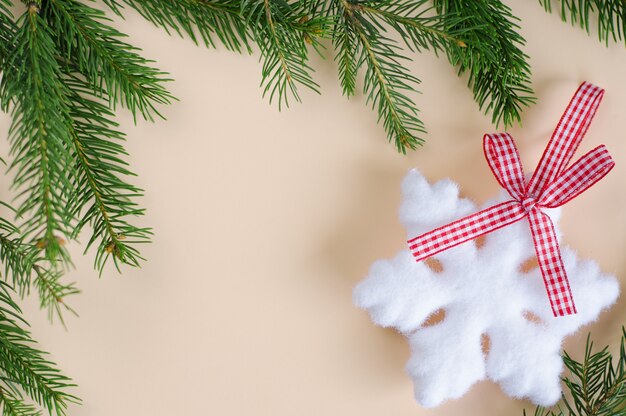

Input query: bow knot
[407,82,615,317]
[521,196,537,213]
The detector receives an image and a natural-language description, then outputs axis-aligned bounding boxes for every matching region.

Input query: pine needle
[330,0,426,153]
[526,329,626,416]
[433,0,536,127]
[539,0,626,47]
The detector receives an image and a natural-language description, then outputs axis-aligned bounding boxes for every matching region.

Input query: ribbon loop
[483,133,526,201]
[538,145,615,208]
[407,82,614,317]
[527,82,604,196]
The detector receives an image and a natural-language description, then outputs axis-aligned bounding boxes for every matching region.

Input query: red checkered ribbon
[407,82,615,317]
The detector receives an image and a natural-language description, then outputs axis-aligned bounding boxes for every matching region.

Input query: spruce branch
[539,0,626,46]
[103,0,249,52]
[332,4,358,97]
[0,387,42,416]
[0,281,77,415]
[0,0,14,64]
[0,202,77,323]
[356,0,467,54]
[244,0,326,109]
[43,0,174,121]
[434,0,536,127]
[89,0,536,147]
[1,1,155,273]
[0,209,39,292]
[62,73,151,273]
[103,0,327,110]
[330,0,426,153]
[0,8,76,265]
[32,266,78,324]
[525,328,626,416]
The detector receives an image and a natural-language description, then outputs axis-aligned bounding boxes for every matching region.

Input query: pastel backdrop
[0,1,624,415]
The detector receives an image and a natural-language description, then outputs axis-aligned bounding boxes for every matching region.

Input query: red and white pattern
[407,82,615,317]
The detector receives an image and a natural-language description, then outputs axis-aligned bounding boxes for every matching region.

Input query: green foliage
[32,266,78,324]
[0,207,77,411]
[331,2,358,97]
[0,206,42,292]
[43,0,174,121]
[1,2,154,274]
[1,9,76,264]
[63,74,152,273]
[0,280,77,415]
[539,0,626,46]
[0,0,14,62]
[103,0,248,51]
[434,0,535,127]
[0,205,77,322]
[83,0,626,151]
[357,0,467,54]
[525,329,626,416]
[244,0,327,109]
[330,0,427,152]
[0,387,42,416]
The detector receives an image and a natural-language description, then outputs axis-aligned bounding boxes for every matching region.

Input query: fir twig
[0,208,39,292]
[0,0,14,64]
[91,0,538,147]
[525,328,626,416]
[332,1,358,97]
[434,0,536,127]
[2,0,157,272]
[0,7,75,265]
[539,0,626,46]
[330,0,426,153]
[43,0,174,121]
[0,202,77,323]
[0,281,78,415]
[356,0,468,54]
[244,0,326,109]
[62,73,152,273]
[0,387,42,416]
[102,0,249,51]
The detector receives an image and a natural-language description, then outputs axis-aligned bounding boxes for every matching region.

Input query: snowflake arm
[354,251,452,334]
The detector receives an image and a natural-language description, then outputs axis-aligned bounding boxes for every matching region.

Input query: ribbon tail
[408,201,526,261]
[527,209,577,317]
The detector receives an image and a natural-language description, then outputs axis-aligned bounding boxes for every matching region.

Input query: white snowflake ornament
[354,83,620,408]
[354,170,618,407]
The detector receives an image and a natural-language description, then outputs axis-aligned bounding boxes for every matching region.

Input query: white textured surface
[354,169,619,408]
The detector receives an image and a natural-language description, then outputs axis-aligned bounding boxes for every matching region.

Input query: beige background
[0,1,625,415]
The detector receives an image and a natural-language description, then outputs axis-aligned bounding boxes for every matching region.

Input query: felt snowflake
[354,169,619,408]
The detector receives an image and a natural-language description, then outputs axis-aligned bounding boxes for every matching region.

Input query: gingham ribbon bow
[407,82,615,317]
